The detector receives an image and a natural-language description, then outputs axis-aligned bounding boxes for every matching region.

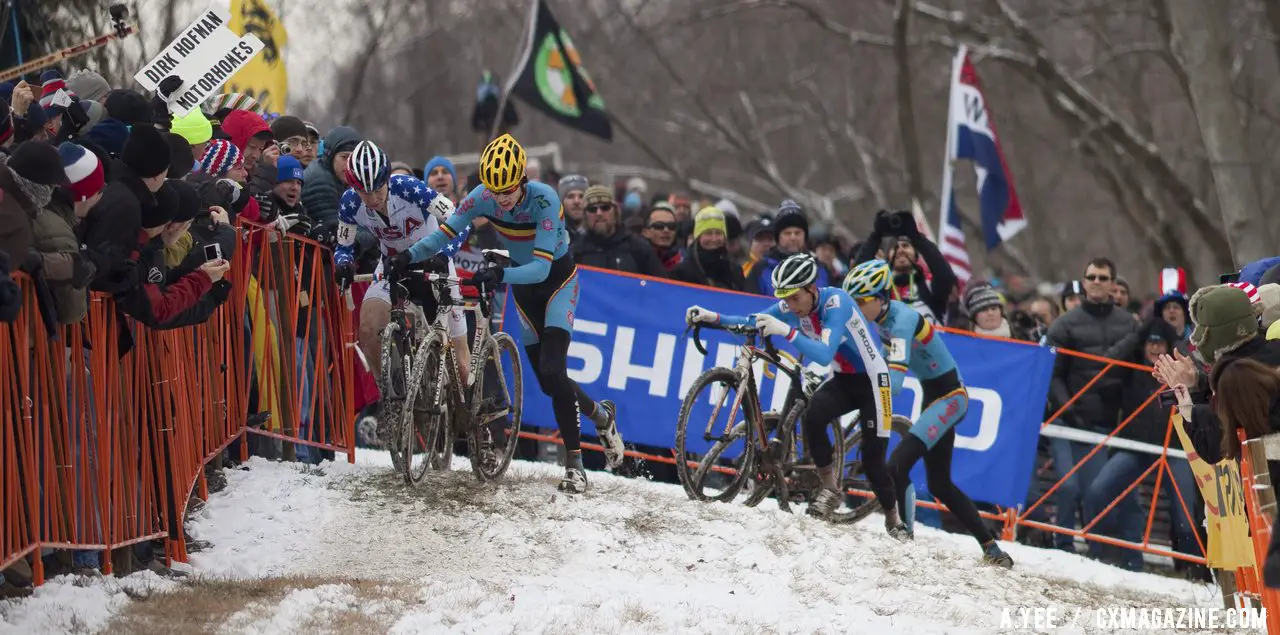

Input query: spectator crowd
[4,58,1280,600]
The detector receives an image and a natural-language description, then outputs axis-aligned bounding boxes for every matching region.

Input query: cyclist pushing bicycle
[685,254,908,537]
[844,259,1013,567]
[334,141,473,405]
[390,134,624,494]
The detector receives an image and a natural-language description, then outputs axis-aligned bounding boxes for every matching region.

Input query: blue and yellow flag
[226,0,288,114]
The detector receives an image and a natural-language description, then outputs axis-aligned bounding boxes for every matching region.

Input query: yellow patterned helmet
[479,133,526,192]
[844,259,891,298]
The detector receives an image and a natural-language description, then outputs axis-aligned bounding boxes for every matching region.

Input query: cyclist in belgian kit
[391,134,624,493]
[686,254,906,536]
[844,259,1014,567]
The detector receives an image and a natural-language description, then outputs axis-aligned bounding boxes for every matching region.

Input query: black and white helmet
[344,140,390,193]
[771,253,819,298]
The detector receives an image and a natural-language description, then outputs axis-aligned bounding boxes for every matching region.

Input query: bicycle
[675,322,909,523]
[353,256,522,485]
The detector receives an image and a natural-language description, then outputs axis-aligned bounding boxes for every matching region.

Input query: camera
[887,213,906,233]
[203,243,222,262]
[1157,390,1178,408]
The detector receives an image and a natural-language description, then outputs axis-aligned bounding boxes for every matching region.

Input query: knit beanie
[9,141,69,186]
[121,125,172,179]
[1256,284,1280,330]
[65,69,111,102]
[58,142,104,202]
[167,179,202,223]
[103,89,151,126]
[143,181,177,229]
[164,131,195,178]
[693,206,727,240]
[78,99,106,132]
[171,107,213,145]
[963,285,1004,318]
[558,173,588,199]
[270,115,308,142]
[424,155,457,186]
[200,140,241,178]
[1061,280,1083,307]
[1189,285,1263,365]
[584,184,614,207]
[773,206,808,241]
[84,119,130,157]
[276,154,304,183]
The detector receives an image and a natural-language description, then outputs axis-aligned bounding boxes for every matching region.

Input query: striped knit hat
[199,139,242,178]
[38,70,70,110]
[1226,281,1260,305]
[58,143,104,202]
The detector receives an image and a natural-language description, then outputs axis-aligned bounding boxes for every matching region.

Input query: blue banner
[503,267,1054,508]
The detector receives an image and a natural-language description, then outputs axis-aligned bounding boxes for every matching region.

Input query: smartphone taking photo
[204,244,222,262]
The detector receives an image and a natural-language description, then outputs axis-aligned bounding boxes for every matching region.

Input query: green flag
[509,0,612,141]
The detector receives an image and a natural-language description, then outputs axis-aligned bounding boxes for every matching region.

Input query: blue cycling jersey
[407,181,570,285]
[716,287,893,434]
[876,299,962,394]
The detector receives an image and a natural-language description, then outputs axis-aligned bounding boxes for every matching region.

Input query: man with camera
[851,209,957,325]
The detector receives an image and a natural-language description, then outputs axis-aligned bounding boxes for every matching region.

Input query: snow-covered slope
[0,454,1255,634]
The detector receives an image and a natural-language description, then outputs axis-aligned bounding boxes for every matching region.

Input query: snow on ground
[0,452,1260,634]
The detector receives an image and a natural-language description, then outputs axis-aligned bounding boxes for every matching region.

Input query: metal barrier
[1,218,355,586]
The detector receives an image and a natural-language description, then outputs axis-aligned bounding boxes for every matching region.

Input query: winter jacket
[653,245,683,271]
[220,110,271,154]
[852,233,956,323]
[1044,299,1139,431]
[301,126,361,231]
[32,191,94,323]
[573,227,667,277]
[0,251,19,321]
[670,243,745,291]
[249,160,279,223]
[1186,336,1280,465]
[114,229,230,338]
[80,160,153,292]
[745,247,831,296]
[0,166,36,273]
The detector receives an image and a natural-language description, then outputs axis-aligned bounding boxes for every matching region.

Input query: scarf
[974,318,1012,339]
[8,166,54,210]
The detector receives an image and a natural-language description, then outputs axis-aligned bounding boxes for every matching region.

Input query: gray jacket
[1044,300,1138,430]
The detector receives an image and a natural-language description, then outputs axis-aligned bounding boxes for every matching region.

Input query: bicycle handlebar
[351,268,500,318]
[686,321,793,379]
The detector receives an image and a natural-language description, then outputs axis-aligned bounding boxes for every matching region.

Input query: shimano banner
[503,267,1053,507]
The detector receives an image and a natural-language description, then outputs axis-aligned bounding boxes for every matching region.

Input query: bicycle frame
[688,324,806,450]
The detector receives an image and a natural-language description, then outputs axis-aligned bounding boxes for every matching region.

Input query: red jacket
[221,110,271,152]
[115,230,216,327]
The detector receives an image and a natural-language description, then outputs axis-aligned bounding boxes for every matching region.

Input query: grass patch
[104,575,416,635]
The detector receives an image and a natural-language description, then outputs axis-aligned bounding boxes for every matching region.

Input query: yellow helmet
[479,133,527,192]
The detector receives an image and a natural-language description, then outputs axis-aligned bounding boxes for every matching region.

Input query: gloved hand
[686,305,719,325]
[873,210,893,236]
[470,267,503,287]
[754,313,793,339]
[335,262,355,291]
[892,210,919,239]
[386,252,414,277]
[157,75,184,101]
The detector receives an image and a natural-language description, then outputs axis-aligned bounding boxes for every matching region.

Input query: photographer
[852,209,956,324]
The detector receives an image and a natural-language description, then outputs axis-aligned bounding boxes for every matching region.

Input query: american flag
[937,46,1025,287]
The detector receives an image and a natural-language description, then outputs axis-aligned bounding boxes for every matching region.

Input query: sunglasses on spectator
[1084,274,1112,282]
[648,222,676,231]
[586,204,613,214]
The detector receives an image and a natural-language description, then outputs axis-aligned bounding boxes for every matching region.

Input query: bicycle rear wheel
[832,414,913,524]
[675,367,754,502]
[403,336,452,485]
[467,332,523,482]
[379,322,410,481]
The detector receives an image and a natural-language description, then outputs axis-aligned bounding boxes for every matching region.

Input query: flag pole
[936,45,966,245]
[490,0,540,141]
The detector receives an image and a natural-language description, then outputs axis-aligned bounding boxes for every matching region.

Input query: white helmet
[771,254,819,298]
[344,140,390,193]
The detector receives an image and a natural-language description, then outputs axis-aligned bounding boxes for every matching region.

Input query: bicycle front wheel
[403,335,452,485]
[467,332,523,482]
[675,367,755,502]
[379,322,410,481]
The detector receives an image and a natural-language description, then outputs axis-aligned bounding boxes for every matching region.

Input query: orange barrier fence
[1238,432,1280,627]
[1,219,355,585]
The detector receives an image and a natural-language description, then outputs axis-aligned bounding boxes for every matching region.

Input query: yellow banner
[225,0,288,114]
[1173,414,1255,569]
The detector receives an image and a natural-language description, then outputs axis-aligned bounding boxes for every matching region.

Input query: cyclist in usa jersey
[845,259,1013,567]
[334,141,472,390]
[686,254,905,535]
[393,134,623,494]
